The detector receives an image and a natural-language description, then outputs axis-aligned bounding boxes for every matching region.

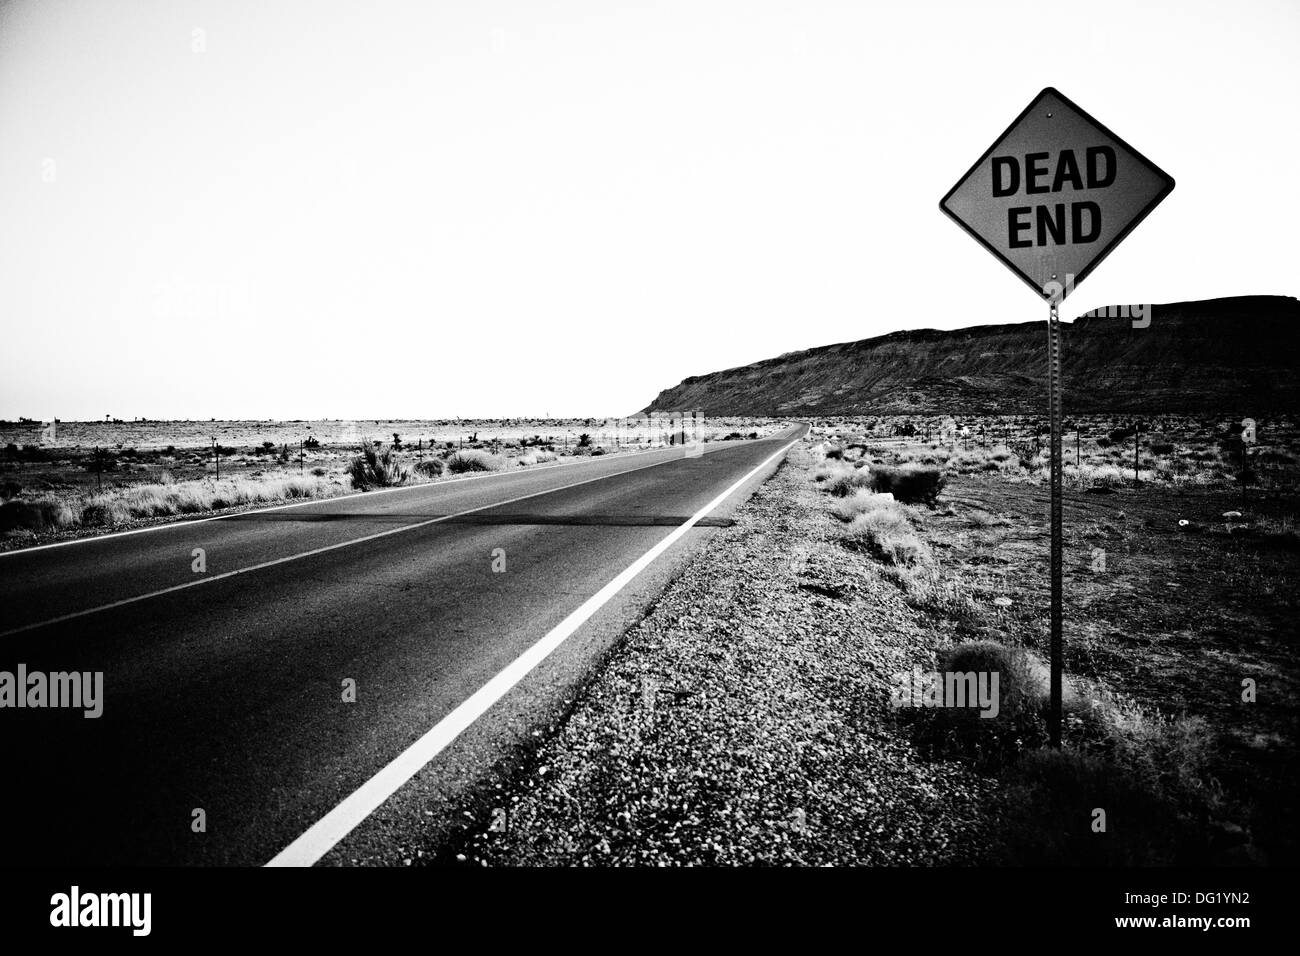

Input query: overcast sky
[1,0,1295,421]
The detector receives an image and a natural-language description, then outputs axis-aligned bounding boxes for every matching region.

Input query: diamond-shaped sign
[940,87,1174,301]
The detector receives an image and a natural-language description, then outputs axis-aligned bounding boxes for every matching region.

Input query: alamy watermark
[0,665,103,718]
[50,886,150,936]
[890,665,1000,718]
[1041,272,1151,327]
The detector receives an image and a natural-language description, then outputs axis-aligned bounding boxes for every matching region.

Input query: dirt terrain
[436,417,1298,866]
[931,476,1299,858]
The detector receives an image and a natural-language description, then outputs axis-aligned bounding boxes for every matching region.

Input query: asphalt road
[0,426,803,866]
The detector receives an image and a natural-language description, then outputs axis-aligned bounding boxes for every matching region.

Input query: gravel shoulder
[447,441,995,866]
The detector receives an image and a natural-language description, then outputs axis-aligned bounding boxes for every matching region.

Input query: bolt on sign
[940,87,1174,301]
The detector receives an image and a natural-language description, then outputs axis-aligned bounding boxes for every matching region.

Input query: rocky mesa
[642,295,1300,416]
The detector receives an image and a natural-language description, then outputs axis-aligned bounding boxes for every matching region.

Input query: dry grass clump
[0,499,78,532]
[1,474,342,532]
[993,695,1226,865]
[830,489,931,566]
[517,450,558,467]
[446,450,505,473]
[813,461,875,497]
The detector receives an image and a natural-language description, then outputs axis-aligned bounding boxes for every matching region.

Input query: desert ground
[429,414,1297,866]
[0,416,786,547]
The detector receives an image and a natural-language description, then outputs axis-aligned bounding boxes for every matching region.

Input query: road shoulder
[439,441,995,865]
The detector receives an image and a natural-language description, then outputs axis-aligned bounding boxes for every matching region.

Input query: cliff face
[642,296,1300,416]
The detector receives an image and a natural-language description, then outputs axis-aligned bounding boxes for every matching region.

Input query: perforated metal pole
[1047,301,1063,748]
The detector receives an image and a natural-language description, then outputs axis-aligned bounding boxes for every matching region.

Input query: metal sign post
[1047,300,1063,747]
[940,87,1174,748]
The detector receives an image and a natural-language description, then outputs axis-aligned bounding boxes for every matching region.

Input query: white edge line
[0,444,692,559]
[264,434,799,867]
[0,444,751,639]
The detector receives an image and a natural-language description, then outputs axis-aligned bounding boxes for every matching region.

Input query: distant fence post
[1134,423,1140,486]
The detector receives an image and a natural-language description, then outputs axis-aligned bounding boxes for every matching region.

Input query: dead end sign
[940,87,1174,300]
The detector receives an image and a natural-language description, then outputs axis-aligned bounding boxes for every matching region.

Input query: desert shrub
[868,464,946,505]
[992,700,1225,865]
[1100,699,1219,812]
[348,444,410,489]
[940,641,1050,719]
[992,747,1183,865]
[1095,436,1111,448]
[536,450,558,464]
[834,492,931,566]
[1149,441,1176,455]
[75,476,335,522]
[1067,463,1127,488]
[816,463,874,497]
[518,449,560,466]
[824,444,845,460]
[591,447,607,456]
[445,450,503,473]
[843,510,928,565]
[79,498,134,526]
[898,638,1054,769]
[414,459,444,478]
[310,467,328,477]
[0,499,78,532]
